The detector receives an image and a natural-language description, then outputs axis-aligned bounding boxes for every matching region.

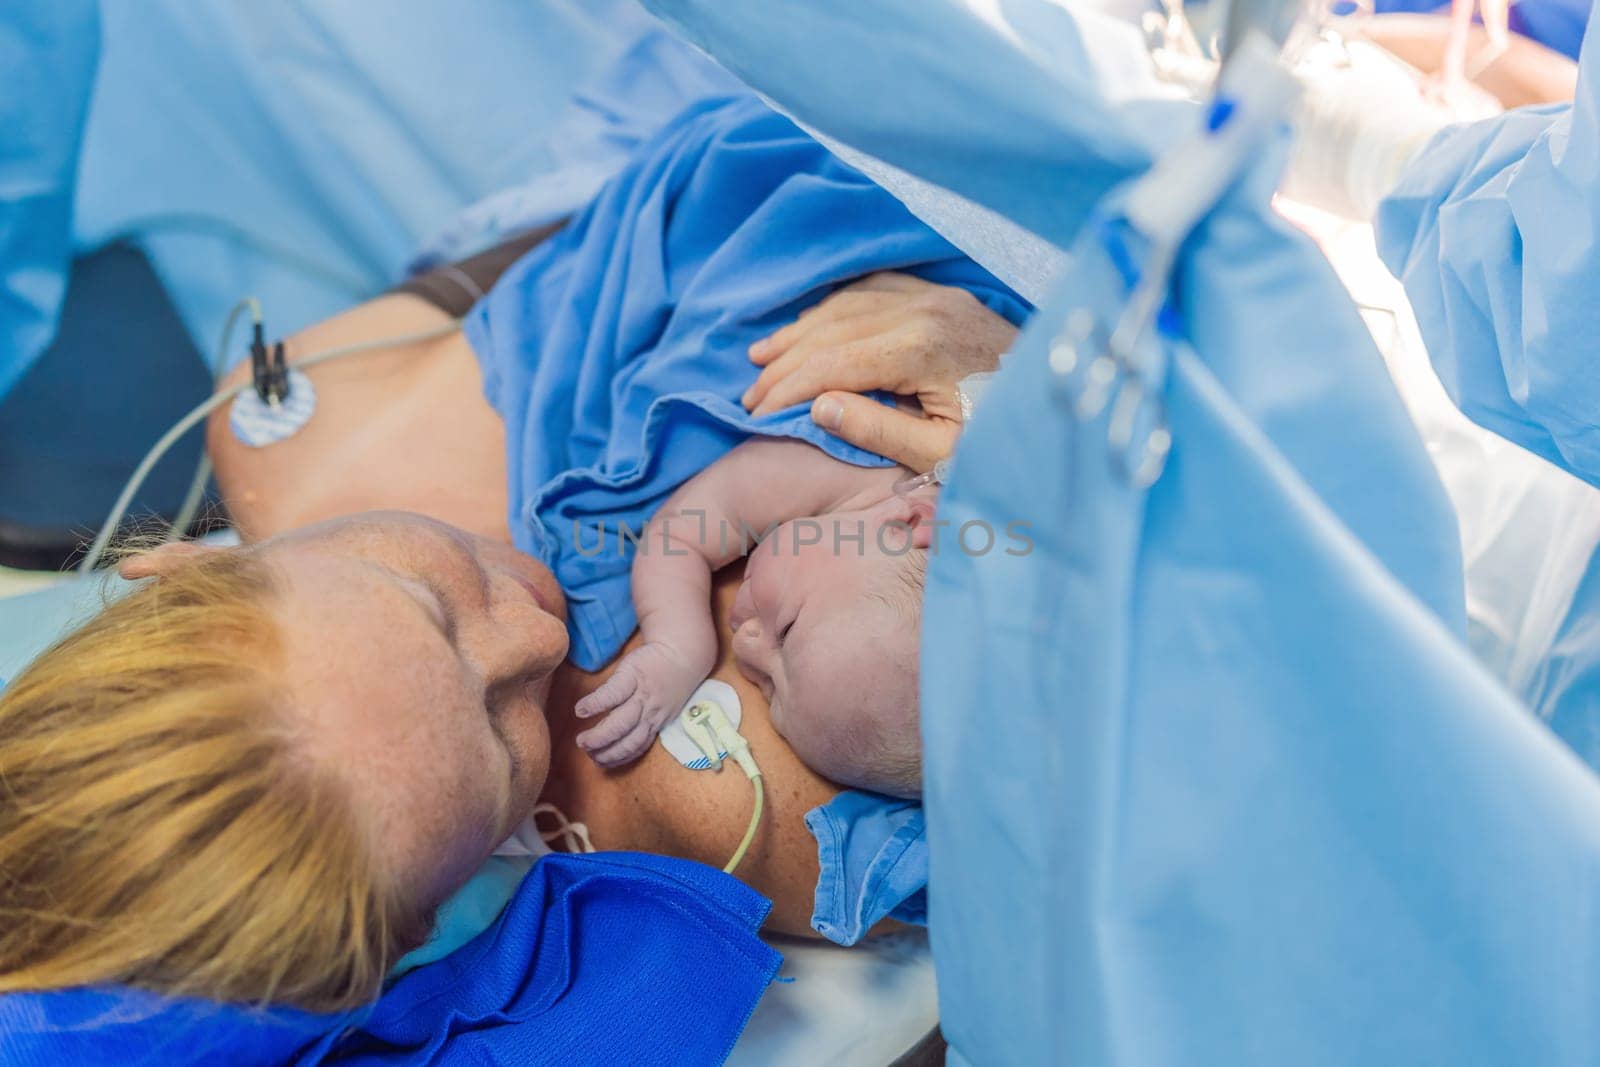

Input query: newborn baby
[575,438,932,797]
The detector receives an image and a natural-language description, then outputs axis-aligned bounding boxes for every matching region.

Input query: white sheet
[732,931,938,1065]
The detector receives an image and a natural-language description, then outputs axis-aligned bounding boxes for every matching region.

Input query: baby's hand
[573,642,706,767]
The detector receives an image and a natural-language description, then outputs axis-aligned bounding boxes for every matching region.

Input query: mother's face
[260,512,568,905]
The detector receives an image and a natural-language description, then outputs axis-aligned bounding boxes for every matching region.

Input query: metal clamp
[1049,308,1119,420]
[1047,300,1174,489]
[1107,376,1173,490]
[248,321,292,407]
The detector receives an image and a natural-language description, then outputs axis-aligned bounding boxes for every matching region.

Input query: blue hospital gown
[464,94,1031,669]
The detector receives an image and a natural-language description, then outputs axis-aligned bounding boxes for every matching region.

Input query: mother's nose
[475,611,569,684]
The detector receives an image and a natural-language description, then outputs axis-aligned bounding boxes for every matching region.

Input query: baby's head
[728,491,935,798]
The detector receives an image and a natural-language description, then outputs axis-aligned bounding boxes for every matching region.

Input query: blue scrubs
[465,94,1030,670]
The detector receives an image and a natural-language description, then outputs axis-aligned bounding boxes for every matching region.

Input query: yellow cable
[684,698,766,876]
[723,772,765,875]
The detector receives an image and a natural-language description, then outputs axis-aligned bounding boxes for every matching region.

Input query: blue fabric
[466,94,1031,669]
[5,3,718,412]
[804,791,928,946]
[0,852,780,1067]
[1372,0,1590,58]
[922,206,1600,1066]
[411,28,744,269]
[0,2,99,402]
[1528,549,1600,769]
[1508,0,1593,58]
[70,1,667,363]
[1377,0,1600,488]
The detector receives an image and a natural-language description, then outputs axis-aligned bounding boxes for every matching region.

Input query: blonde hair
[0,550,430,1010]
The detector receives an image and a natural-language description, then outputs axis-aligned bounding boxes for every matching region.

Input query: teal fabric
[0,575,122,683]
[392,855,535,977]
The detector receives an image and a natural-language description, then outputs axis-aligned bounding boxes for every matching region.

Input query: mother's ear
[118,541,223,580]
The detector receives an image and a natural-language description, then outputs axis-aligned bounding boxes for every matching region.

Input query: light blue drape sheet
[646,2,1600,1063]
[0,0,679,401]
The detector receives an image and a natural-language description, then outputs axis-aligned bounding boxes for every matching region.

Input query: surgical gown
[1377,0,1600,489]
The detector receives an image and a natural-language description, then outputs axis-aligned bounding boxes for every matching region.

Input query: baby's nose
[730,616,766,662]
[730,623,773,694]
[729,578,758,632]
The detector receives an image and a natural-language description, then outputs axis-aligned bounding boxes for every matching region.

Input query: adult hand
[742,272,1017,472]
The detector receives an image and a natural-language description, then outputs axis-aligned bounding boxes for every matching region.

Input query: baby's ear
[907,494,939,550]
[117,540,222,580]
[868,486,940,549]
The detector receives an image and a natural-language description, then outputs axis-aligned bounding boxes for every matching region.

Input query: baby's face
[728,496,924,796]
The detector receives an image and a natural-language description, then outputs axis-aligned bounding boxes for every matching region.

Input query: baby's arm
[574,439,897,765]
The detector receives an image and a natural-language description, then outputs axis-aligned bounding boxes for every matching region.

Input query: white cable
[79,317,462,575]
[531,802,596,854]
[168,298,263,542]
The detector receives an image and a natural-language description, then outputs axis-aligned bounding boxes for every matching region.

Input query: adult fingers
[746,334,913,416]
[748,273,935,365]
[844,271,933,294]
[796,288,904,322]
[744,315,910,412]
[749,289,902,366]
[810,391,958,472]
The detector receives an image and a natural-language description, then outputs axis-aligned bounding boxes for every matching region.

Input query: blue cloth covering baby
[463,93,1026,948]
[465,93,1030,671]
